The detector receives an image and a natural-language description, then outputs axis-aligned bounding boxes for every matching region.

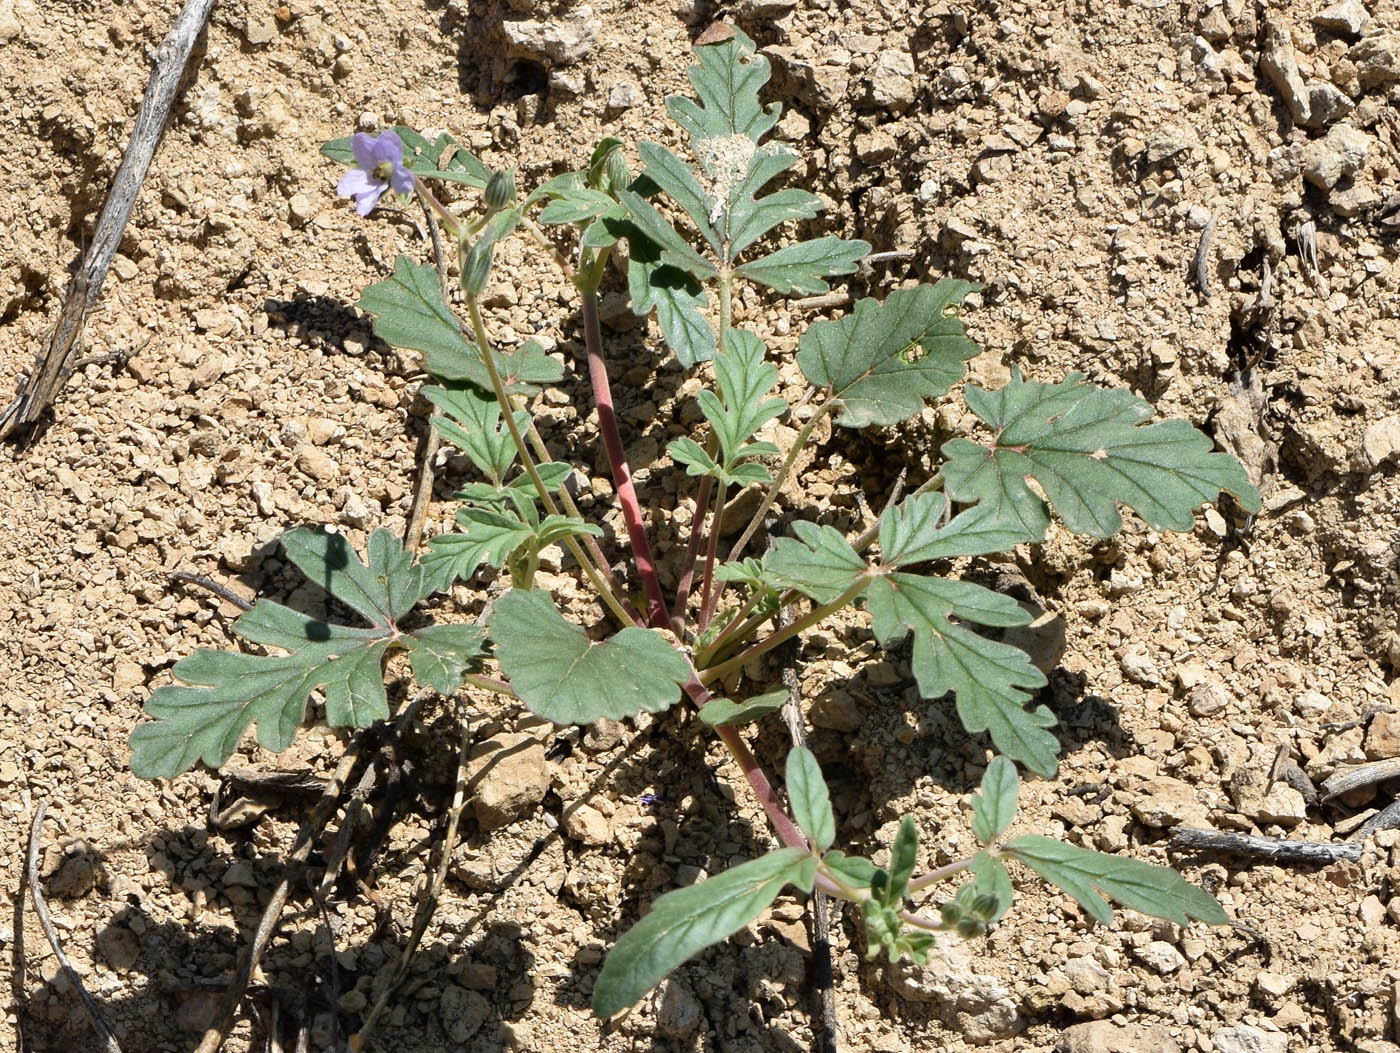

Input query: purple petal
[389,165,415,195]
[372,130,405,165]
[351,132,377,170]
[353,184,386,216]
[337,168,373,196]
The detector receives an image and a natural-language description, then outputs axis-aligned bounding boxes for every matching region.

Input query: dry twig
[1169,827,1362,865]
[1321,758,1400,801]
[25,803,124,1053]
[1,0,217,437]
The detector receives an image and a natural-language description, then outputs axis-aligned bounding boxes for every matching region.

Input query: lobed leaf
[490,590,690,724]
[735,235,869,296]
[626,227,716,368]
[764,521,869,604]
[593,847,814,1018]
[971,756,1020,845]
[786,746,835,852]
[879,492,1037,567]
[403,623,490,694]
[1005,835,1230,927]
[942,371,1263,540]
[618,189,718,282]
[667,27,780,150]
[797,281,979,428]
[638,141,720,251]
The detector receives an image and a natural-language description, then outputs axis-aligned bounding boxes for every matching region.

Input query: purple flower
[336,131,414,216]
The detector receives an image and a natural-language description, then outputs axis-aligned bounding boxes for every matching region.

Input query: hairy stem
[698,576,870,687]
[579,286,670,628]
[670,472,712,635]
[411,175,462,240]
[696,478,727,629]
[907,855,973,892]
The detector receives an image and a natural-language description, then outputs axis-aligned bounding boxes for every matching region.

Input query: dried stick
[1351,799,1400,841]
[402,189,450,552]
[350,704,474,1050]
[25,803,124,1053]
[1320,758,1400,801]
[170,570,254,613]
[0,0,217,437]
[773,598,838,1053]
[1191,216,1215,300]
[194,695,427,1053]
[1168,827,1362,864]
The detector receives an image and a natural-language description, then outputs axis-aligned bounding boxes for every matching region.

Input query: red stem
[670,473,712,635]
[580,290,670,628]
[697,481,727,629]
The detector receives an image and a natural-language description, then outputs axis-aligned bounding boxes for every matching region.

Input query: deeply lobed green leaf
[667,27,780,149]
[764,521,869,604]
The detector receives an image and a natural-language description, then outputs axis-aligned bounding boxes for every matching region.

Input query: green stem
[696,478,727,629]
[698,576,870,687]
[670,472,713,636]
[907,855,973,892]
[411,175,463,240]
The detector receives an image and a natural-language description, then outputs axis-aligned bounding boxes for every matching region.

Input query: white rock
[1303,123,1371,189]
[1361,417,1400,471]
[503,7,599,66]
[1134,940,1186,974]
[1350,31,1400,88]
[1312,0,1370,36]
[1211,1024,1289,1053]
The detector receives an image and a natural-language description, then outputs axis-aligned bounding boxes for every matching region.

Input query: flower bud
[939,902,961,927]
[955,917,986,939]
[972,893,1000,920]
[461,236,495,296]
[604,150,631,195]
[484,167,516,213]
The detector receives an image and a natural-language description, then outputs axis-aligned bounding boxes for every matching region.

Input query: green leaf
[797,281,979,428]
[593,847,814,1018]
[880,492,1035,567]
[721,145,820,257]
[625,225,716,368]
[764,521,869,604]
[426,383,525,485]
[638,142,721,251]
[884,816,919,906]
[705,329,786,469]
[322,126,489,187]
[1005,835,1230,927]
[866,574,1058,776]
[971,756,1019,845]
[403,623,489,693]
[491,590,690,724]
[736,235,869,295]
[618,189,718,282]
[359,257,474,379]
[539,185,619,226]
[968,851,1014,922]
[697,687,789,727]
[667,27,780,150]
[942,371,1263,540]
[131,529,421,779]
[823,850,877,890]
[786,746,835,852]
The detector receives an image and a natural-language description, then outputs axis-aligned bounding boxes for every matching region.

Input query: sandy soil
[2,0,1400,1049]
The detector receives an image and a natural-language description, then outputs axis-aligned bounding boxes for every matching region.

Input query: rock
[1211,1024,1289,1053]
[1146,125,1193,163]
[1061,1020,1182,1053]
[1064,956,1112,995]
[503,7,599,66]
[1303,122,1371,189]
[244,9,278,45]
[894,942,1022,1043]
[96,925,141,972]
[1239,784,1307,826]
[1199,7,1231,43]
[1133,940,1186,974]
[1305,81,1355,128]
[655,978,702,1038]
[563,803,610,845]
[287,192,315,228]
[1187,680,1230,717]
[295,444,339,484]
[1132,775,1210,827]
[1254,970,1297,1000]
[765,44,849,111]
[1365,711,1400,759]
[866,49,916,110]
[809,688,861,732]
[855,129,898,163]
[734,0,797,17]
[440,985,490,1043]
[0,0,22,42]
[604,79,641,115]
[1001,608,1067,676]
[1119,644,1162,685]
[1349,32,1400,88]
[113,658,145,695]
[467,733,549,830]
[1331,178,1382,216]
[1313,0,1370,36]
[1361,417,1400,470]
[1260,16,1311,123]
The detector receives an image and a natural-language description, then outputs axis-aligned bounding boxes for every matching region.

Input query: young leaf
[823,850,877,890]
[942,371,1263,540]
[638,141,721,251]
[626,230,716,368]
[706,330,786,467]
[131,529,461,779]
[403,623,489,694]
[426,383,525,485]
[879,493,1035,567]
[971,756,1020,845]
[539,185,619,226]
[796,280,979,428]
[786,746,835,852]
[667,27,780,149]
[735,235,869,296]
[490,590,690,724]
[723,146,821,257]
[592,847,815,1018]
[885,816,919,906]
[764,521,869,604]
[1004,835,1230,927]
[697,687,789,727]
[865,575,1058,776]
[322,126,489,187]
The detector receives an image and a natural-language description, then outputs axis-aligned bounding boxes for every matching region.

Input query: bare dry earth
[2,0,1400,1049]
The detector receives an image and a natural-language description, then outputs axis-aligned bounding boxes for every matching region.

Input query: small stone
[1312,0,1369,37]
[113,658,145,695]
[306,416,340,445]
[0,0,22,42]
[1134,940,1186,974]
[1146,125,1193,163]
[1211,1024,1289,1053]
[1188,680,1230,716]
[1364,711,1400,760]
[1361,417,1400,470]
[222,861,257,888]
[1303,122,1371,190]
[1132,775,1209,827]
[111,254,139,281]
[1119,643,1162,685]
[894,942,1022,1041]
[734,0,797,17]
[295,445,339,484]
[1295,689,1334,718]
[1062,1020,1182,1053]
[810,688,861,732]
[440,985,490,1043]
[96,926,141,972]
[1254,970,1296,1000]
[1304,81,1355,128]
[47,854,97,898]
[1239,785,1307,826]
[562,803,609,845]
[855,129,898,163]
[1175,662,1208,689]
[656,978,702,1038]
[502,7,598,66]
[605,79,641,115]
[866,49,916,110]
[244,9,278,45]
[1349,31,1400,88]
[1260,14,1312,124]
[1001,607,1066,676]
[467,733,549,830]
[288,192,315,228]
[1064,956,1112,995]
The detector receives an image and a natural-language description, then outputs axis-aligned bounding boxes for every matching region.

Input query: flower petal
[351,132,377,170]
[353,184,386,216]
[372,129,405,165]
[337,168,373,197]
[389,166,415,195]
